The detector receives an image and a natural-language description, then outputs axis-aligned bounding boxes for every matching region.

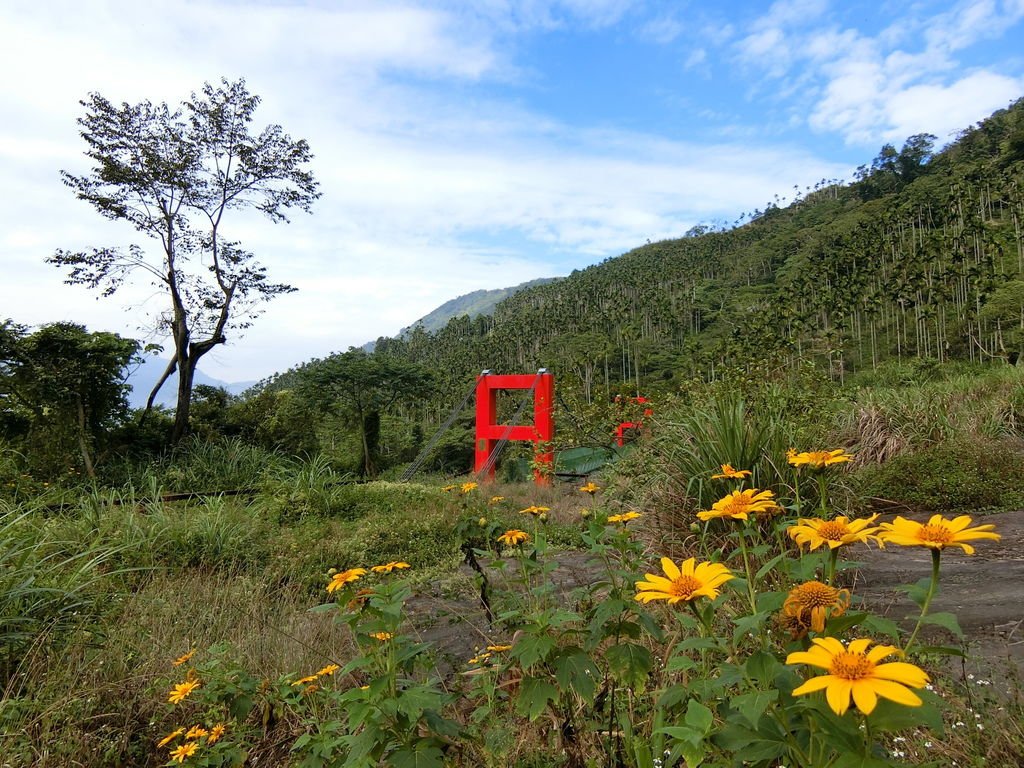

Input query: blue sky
[1,0,1022,381]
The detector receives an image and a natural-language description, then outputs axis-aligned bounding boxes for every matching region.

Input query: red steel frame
[474,370,554,485]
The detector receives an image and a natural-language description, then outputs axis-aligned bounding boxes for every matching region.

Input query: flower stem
[904,548,941,654]
[826,548,839,586]
[735,523,758,615]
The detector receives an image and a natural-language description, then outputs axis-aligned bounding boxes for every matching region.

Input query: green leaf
[605,642,653,688]
[745,650,782,685]
[862,614,902,641]
[515,676,559,721]
[867,691,944,733]
[919,611,964,638]
[552,647,599,702]
[732,611,769,644]
[902,577,934,608]
[512,634,556,668]
[712,722,786,763]
[832,753,896,768]
[915,644,966,658]
[827,611,868,634]
[730,690,778,728]
[684,699,714,734]
[755,553,786,581]
[388,741,445,768]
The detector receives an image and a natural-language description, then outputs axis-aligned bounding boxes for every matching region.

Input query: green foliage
[852,436,1024,513]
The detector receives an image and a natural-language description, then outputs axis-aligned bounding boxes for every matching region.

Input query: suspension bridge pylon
[474,369,554,485]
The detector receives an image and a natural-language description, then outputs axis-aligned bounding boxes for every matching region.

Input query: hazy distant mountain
[126,355,256,409]
[364,277,559,351]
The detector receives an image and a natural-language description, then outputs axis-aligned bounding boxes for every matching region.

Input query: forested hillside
[209,99,1024,478]
[361,98,1024,404]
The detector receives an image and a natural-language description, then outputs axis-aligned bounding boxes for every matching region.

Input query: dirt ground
[851,509,1024,675]
[407,511,1024,679]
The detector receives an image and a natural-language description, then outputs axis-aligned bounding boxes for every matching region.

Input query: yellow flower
[788,514,881,550]
[497,529,530,546]
[461,482,478,494]
[303,683,319,695]
[697,489,778,522]
[185,726,208,739]
[207,723,226,744]
[168,679,200,704]
[291,675,318,686]
[316,663,340,677]
[783,581,851,633]
[878,514,1000,554]
[172,649,195,667]
[579,481,601,494]
[711,464,752,480]
[169,742,199,762]
[468,651,492,664]
[326,567,368,593]
[787,637,929,715]
[486,644,512,652]
[489,496,505,504]
[157,728,184,747]
[788,448,854,469]
[519,505,550,516]
[441,484,457,492]
[634,557,734,604]
[607,511,642,524]
[369,631,394,641]
[371,561,411,573]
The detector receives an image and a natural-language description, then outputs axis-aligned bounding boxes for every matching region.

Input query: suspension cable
[475,371,543,479]
[399,378,478,482]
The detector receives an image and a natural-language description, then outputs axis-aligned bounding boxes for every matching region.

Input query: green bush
[852,437,1024,513]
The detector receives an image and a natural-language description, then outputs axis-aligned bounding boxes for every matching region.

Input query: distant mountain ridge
[363,277,559,351]
[126,355,255,408]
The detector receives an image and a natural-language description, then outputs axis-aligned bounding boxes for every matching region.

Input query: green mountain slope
[367,98,1024,405]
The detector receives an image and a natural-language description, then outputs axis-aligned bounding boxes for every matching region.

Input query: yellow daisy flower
[519,505,550,516]
[486,644,513,652]
[207,723,226,744]
[326,567,368,593]
[579,481,601,494]
[291,675,318,686]
[461,482,478,494]
[783,581,851,632]
[168,679,200,705]
[489,496,505,504]
[788,448,854,469]
[157,728,184,747]
[711,464,752,480]
[185,726,208,740]
[697,489,778,522]
[169,742,199,763]
[441,484,457,492]
[371,561,411,573]
[497,529,530,546]
[607,511,642,524]
[634,557,734,604]
[788,514,881,550]
[787,637,929,715]
[316,664,340,677]
[172,649,195,667]
[369,631,394,641]
[878,514,1000,554]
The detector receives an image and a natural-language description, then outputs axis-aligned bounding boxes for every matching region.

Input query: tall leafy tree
[50,78,319,442]
[0,321,138,477]
[298,349,433,478]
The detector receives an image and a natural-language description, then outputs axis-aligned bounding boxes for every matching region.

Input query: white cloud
[731,0,1024,145]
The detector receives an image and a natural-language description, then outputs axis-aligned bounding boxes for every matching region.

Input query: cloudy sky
[2,0,1022,383]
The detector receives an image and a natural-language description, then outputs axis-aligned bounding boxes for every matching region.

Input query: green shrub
[852,437,1024,513]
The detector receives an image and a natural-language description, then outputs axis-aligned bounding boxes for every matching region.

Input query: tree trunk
[171,352,199,443]
[76,395,96,479]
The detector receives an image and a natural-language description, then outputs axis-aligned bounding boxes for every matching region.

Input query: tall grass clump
[0,505,121,681]
[142,436,286,493]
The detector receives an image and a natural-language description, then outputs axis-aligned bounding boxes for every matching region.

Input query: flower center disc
[918,524,954,544]
[817,521,849,540]
[829,651,874,680]
[794,582,838,608]
[671,575,702,598]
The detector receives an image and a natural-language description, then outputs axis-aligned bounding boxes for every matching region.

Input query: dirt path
[407,512,1024,676]
[851,509,1024,672]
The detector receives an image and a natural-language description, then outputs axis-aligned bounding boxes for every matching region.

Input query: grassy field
[2,364,1024,766]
